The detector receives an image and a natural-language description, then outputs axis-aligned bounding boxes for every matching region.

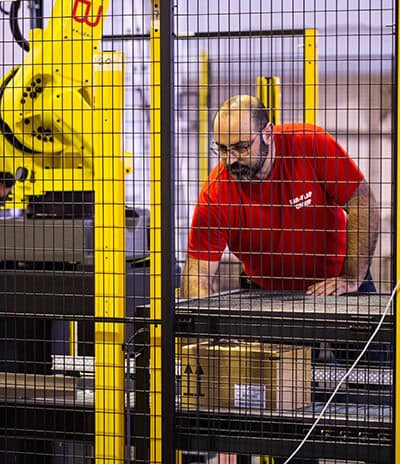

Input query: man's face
[213,110,270,181]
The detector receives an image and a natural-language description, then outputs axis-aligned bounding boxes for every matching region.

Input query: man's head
[212,95,274,181]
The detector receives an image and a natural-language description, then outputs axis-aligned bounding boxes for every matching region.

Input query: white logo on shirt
[289,191,312,209]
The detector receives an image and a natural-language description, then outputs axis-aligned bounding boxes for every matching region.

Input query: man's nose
[226,148,241,162]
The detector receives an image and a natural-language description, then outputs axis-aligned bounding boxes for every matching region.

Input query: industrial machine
[0,4,150,462]
[1,0,108,207]
[0,0,149,264]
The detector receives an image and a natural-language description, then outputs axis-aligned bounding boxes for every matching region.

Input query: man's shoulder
[274,123,330,156]
[274,122,326,136]
[199,163,231,198]
[208,162,229,181]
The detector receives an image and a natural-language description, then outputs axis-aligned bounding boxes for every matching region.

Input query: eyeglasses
[209,132,260,158]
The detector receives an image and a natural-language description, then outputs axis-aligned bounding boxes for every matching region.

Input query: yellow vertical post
[150,1,163,462]
[396,6,400,463]
[271,76,281,125]
[260,457,275,464]
[267,77,273,121]
[256,76,268,109]
[304,29,318,124]
[69,321,77,356]
[93,52,126,464]
[198,51,209,185]
[256,76,281,125]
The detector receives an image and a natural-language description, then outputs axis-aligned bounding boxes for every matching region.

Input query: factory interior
[0,1,397,463]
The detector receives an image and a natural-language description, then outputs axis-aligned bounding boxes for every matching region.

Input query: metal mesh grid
[0,1,396,464]
[0,1,153,463]
[175,1,395,464]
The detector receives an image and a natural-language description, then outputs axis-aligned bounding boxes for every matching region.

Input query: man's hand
[307,181,379,297]
[306,276,359,296]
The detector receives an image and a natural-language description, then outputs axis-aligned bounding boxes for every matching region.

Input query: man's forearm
[180,269,210,299]
[341,182,379,284]
[180,256,219,298]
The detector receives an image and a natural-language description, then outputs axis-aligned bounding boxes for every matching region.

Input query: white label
[234,384,266,409]
[93,53,123,71]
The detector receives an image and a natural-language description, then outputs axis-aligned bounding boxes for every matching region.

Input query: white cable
[283,281,400,464]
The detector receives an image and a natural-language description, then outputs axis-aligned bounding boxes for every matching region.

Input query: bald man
[180,96,382,464]
[181,94,379,298]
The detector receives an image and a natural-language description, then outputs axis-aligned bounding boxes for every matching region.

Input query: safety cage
[0,1,397,464]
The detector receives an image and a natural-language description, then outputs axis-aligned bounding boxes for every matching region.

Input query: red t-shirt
[187,123,365,291]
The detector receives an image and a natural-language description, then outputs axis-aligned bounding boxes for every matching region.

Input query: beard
[226,140,269,181]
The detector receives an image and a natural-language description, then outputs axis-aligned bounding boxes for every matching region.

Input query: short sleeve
[312,129,364,206]
[187,185,229,262]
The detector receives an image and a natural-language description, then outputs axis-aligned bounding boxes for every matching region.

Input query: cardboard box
[179,340,311,411]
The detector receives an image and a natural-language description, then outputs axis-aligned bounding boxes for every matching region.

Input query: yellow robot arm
[0,0,111,207]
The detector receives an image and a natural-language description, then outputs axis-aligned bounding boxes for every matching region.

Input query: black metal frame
[174,292,393,462]
[159,1,176,462]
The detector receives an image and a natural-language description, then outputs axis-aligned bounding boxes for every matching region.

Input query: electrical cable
[0,2,10,15]
[283,281,400,464]
[0,66,39,155]
[9,0,29,51]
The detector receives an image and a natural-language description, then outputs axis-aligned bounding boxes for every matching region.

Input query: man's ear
[261,122,274,145]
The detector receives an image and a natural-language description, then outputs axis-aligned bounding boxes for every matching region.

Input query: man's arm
[341,180,380,284]
[307,180,380,296]
[180,256,220,298]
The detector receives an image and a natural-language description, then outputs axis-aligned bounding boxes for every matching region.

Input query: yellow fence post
[304,29,318,124]
[150,1,163,462]
[271,76,281,125]
[256,76,268,111]
[199,51,209,185]
[69,321,77,357]
[256,76,281,125]
[93,51,126,464]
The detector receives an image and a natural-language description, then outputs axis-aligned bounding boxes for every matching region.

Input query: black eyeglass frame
[209,131,261,158]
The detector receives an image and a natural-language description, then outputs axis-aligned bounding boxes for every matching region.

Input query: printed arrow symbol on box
[183,363,193,396]
[195,364,205,397]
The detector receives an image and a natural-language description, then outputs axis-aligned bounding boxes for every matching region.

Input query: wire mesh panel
[0,1,397,464]
[0,1,155,463]
[175,1,395,464]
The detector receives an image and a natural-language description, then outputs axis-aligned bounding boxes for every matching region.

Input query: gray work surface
[176,291,393,315]
[175,290,394,344]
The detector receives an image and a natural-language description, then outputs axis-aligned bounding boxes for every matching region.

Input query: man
[180,95,380,464]
[181,94,379,298]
